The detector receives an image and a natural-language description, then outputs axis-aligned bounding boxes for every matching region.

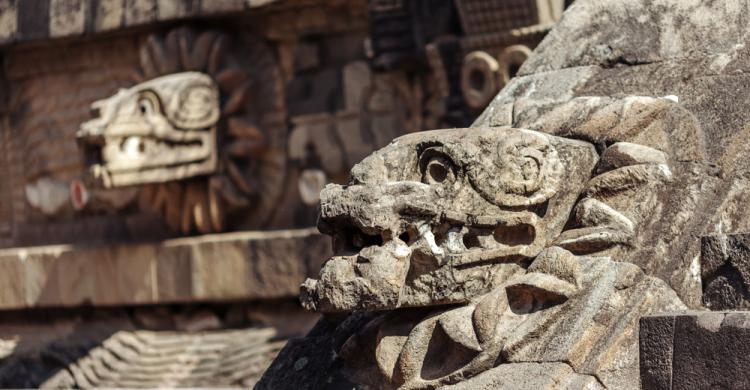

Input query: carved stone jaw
[301,127,600,313]
[336,247,686,389]
[77,72,220,187]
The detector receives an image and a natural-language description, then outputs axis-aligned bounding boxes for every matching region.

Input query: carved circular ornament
[460,51,501,110]
[497,44,532,86]
[468,130,562,207]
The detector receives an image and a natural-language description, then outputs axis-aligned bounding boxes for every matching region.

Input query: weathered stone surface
[0,228,329,309]
[0,0,281,45]
[0,301,318,388]
[446,362,603,390]
[701,233,750,310]
[49,0,85,37]
[519,0,750,76]
[472,0,750,308]
[639,313,675,390]
[640,311,750,390]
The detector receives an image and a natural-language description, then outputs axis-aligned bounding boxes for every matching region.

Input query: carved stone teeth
[443,227,467,253]
[335,218,536,259]
[417,222,445,256]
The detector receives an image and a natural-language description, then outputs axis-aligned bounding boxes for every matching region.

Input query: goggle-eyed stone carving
[283,95,691,388]
[78,72,220,187]
[302,127,599,312]
[75,27,287,235]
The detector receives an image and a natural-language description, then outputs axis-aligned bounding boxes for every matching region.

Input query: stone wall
[640,311,750,390]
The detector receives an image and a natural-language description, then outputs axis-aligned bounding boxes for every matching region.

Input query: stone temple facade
[0,0,566,388]
[259,0,750,389]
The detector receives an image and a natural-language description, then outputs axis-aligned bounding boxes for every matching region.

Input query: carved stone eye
[137,92,159,116]
[420,150,456,185]
[138,98,153,115]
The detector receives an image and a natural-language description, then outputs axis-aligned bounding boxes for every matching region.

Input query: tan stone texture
[49,0,86,37]
[0,229,330,309]
[0,1,17,43]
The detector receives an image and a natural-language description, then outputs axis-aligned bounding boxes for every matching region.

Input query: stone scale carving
[260,96,697,389]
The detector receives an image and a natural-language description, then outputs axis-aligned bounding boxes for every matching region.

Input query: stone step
[0,228,329,309]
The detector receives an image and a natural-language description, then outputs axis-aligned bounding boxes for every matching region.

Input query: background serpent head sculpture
[78,72,221,187]
[77,27,286,235]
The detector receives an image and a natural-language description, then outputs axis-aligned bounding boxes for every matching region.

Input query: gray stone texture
[640,311,750,390]
[702,233,750,310]
[474,0,750,309]
[0,301,318,388]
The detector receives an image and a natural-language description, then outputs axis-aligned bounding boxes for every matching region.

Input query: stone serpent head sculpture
[78,72,221,187]
[284,96,695,389]
[76,27,286,235]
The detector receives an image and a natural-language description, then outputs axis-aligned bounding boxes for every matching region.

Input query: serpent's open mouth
[302,212,541,313]
[327,215,539,263]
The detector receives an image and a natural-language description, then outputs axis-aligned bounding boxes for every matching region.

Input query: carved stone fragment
[701,233,750,310]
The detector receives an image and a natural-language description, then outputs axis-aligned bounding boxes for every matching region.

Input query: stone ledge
[0,0,279,46]
[0,228,329,309]
[640,311,750,390]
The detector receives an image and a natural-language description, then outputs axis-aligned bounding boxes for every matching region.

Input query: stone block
[56,250,97,306]
[289,113,344,174]
[155,247,193,302]
[23,252,61,307]
[190,240,250,300]
[0,0,17,43]
[49,0,86,37]
[342,61,371,111]
[0,255,25,306]
[124,0,156,26]
[155,0,189,19]
[0,228,331,309]
[95,0,125,31]
[640,311,750,390]
[200,0,244,13]
[114,245,157,304]
[639,313,674,390]
[335,111,371,167]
